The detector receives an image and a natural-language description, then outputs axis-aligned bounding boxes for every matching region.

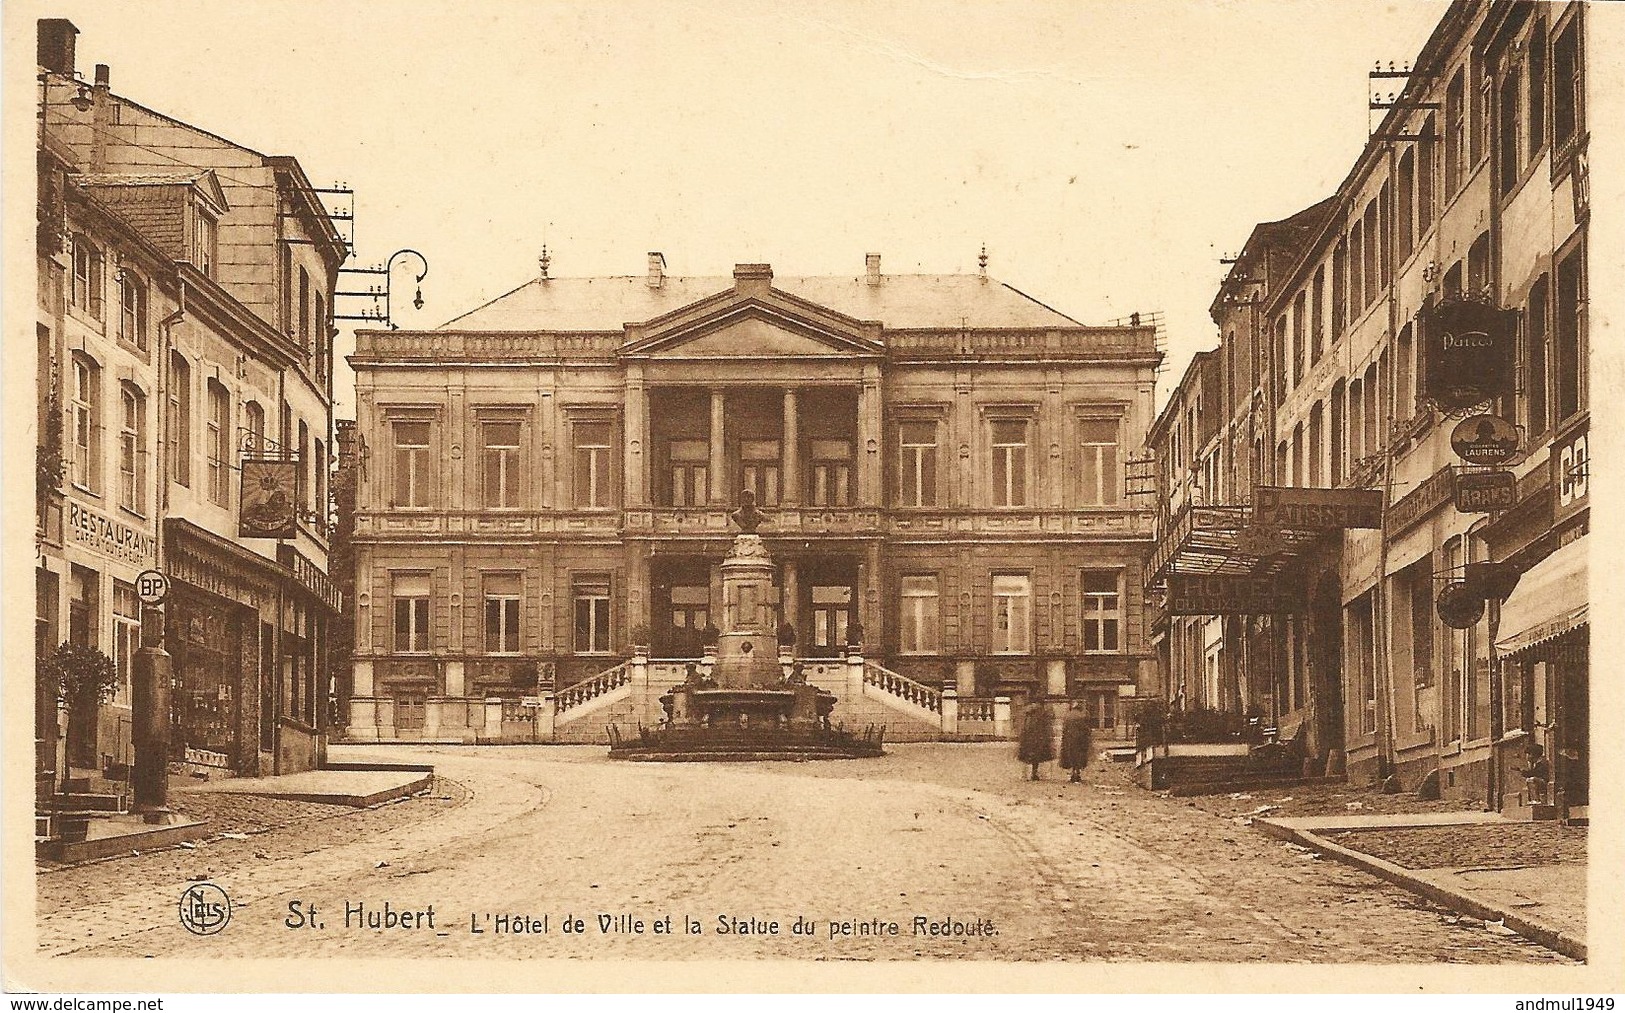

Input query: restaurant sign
[1422,298,1517,411]
[1167,573,1306,615]
[1453,469,1516,512]
[1252,487,1383,530]
[67,500,156,566]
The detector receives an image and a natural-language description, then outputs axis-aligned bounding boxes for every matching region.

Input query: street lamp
[334,248,429,329]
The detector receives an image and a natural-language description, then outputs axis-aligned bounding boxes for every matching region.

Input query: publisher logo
[179,882,232,935]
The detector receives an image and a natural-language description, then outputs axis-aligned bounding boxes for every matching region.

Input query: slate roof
[441,273,1090,332]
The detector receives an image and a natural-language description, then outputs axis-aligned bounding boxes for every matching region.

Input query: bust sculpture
[730,489,768,533]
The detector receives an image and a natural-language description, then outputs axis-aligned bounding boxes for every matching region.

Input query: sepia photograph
[4,0,1620,997]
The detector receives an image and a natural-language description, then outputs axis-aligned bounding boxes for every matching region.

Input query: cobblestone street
[35,744,1572,963]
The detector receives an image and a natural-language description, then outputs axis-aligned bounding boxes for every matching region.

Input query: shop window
[898,575,939,655]
[1407,558,1435,731]
[393,420,431,508]
[897,420,938,507]
[573,577,612,655]
[69,564,98,649]
[482,421,522,509]
[740,440,781,507]
[572,420,614,508]
[118,383,146,514]
[484,574,522,655]
[809,440,851,508]
[392,574,431,654]
[1082,570,1122,654]
[70,354,99,492]
[990,419,1029,507]
[992,573,1031,655]
[667,439,708,507]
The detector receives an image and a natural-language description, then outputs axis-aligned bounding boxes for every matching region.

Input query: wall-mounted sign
[67,500,156,566]
[239,459,299,539]
[1252,487,1383,530]
[1454,469,1516,512]
[1422,298,1517,411]
[1386,465,1454,537]
[1436,581,1485,629]
[1552,423,1588,525]
[1450,414,1520,465]
[1167,573,1306,615]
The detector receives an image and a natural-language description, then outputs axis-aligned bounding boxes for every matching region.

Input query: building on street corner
[34,19,348,802]
[343,254,1161,745]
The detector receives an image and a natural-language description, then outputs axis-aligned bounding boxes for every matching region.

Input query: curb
[1254,818,1586,961]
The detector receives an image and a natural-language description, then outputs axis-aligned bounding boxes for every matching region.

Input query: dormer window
[192,210,217,278]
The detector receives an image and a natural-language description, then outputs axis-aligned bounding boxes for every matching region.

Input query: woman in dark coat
[1059,701,1094,783]
[1017,700,1055,781]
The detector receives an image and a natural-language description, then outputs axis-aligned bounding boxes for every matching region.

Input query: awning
[1496,536,1588,655]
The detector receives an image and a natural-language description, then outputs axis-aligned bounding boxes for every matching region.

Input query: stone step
[49,793,128,812]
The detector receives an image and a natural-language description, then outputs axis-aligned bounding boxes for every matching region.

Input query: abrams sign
[1167,574,1306,615]
[1252,487,1383,530]
[1422,298,1517,411]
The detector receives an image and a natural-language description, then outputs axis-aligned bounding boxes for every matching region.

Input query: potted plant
[39,642,118,790]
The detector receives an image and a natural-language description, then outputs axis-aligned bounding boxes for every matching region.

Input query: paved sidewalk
[177,766,432,807]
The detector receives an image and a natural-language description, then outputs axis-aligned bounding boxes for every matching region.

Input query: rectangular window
[1554,245,1584,423]
[392,574,431,654]
[119,275,147,350]
[1499,65,1522,194]
[1419,114,1438,230]
[992,573,1031,655]
[739,439,782,507]
[482,421,522,508]
[573,578,612,655]
[667,439,708,507]
[811,585,852,654]
[898,421,938,507]
[71,356,96,491]
[990,419,1029,507]
[118,384,144,513]
[72,235,104,318]
[484,574,522,654]
[899,575,940,655]
[1310,266,1326,363]
[112,580,139,708]
[194,213,217,278]
[207,380,231,506]
[1082,570,1123,654]
[393,420,431,508]
[1528,19,1547,160]
[1446,69,1465,195]
[169,353,190,487]
[573,420,614,508]
[1078,416,1120,505]
[1526,276,1550,438]
[808,440,851,507]
[314,292,328,381]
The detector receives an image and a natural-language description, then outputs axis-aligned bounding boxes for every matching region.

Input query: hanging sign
[135,568,170,606]
[1436,581,1485,629]
[239,459,299,539]
[1453,469,1516,512]
[1422,298,1517,411]
[1450,414,1520,465]
[1252,487,1383,529]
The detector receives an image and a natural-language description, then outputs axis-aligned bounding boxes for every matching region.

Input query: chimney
[733,263,773,297]
[865,253,881,287]
[647,251,666,289]
[94,63,110,91]
[38,19,78,76]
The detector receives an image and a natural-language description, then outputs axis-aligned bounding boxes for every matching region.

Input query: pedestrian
[1017,699,1054,781]
[1517,743,1551,803]
[1059,700,1094,784]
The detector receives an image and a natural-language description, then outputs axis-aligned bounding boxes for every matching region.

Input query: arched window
[118,383,147,513]
[207,378,231,505]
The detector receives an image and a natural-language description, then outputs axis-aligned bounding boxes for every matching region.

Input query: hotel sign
[67,500,155,566]
[1422,298,1517,411]
[1167,574,1306,615]
[1252,487,1383,530]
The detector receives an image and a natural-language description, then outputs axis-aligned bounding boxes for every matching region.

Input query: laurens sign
[1422,298,1517,411]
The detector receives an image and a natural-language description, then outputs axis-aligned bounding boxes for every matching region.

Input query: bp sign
[1422,298,1517,411]
[1450,414,1520,465]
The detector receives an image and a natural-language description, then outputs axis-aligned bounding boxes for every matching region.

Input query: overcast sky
[45,0,1446,418]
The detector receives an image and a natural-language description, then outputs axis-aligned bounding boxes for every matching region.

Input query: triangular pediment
[623,289,882,359]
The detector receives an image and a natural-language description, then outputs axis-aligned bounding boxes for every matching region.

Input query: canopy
[1496,536,1588,655]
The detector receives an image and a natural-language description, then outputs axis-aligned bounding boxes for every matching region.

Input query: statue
[730,489,768,533]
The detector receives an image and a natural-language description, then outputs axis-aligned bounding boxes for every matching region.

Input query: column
[625,370,647,507]
[709,388,726,505]
[856,367,882,506]
[782,388,800,506]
